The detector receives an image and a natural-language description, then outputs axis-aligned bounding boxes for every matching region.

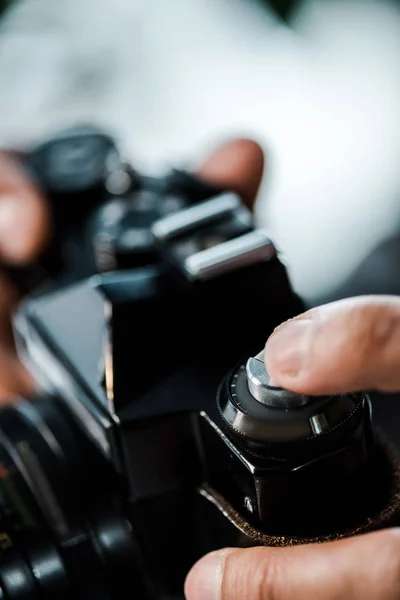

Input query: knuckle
[255,551,283,600]
[351,304,400,364]
[221,548,283,600]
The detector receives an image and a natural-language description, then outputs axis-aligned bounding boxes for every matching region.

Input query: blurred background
[0,0,399,307]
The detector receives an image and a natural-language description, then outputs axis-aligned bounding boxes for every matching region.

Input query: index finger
[195,138,265,210]
[264,295,400,395]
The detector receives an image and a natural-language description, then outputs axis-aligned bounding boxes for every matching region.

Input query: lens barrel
[0,397,147,600]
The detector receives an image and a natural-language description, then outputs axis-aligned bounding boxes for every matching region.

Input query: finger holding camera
[0,150,51,400]
[3,132,400,600]
[186,295,400,600]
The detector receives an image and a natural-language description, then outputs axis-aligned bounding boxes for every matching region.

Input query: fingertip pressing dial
[245,350,309,408]
[218,349,367,447]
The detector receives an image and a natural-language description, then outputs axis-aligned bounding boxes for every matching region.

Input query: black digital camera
[0,127,399,600]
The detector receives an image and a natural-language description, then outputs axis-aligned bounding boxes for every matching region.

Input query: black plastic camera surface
[0,127,399,600]
[10,125,227,291]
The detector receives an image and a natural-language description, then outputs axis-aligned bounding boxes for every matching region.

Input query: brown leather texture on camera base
[199,433,400,548]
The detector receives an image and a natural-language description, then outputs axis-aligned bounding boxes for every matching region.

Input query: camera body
[0,127,399,600]
[12,125,225,290]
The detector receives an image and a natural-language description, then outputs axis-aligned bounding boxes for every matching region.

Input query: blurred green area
[0,0,13,16]
[261,0,299,20]
[0,0,13,10]
[0,0,299,21]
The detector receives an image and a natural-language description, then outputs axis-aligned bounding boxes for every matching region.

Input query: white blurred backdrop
[0,0,399,304]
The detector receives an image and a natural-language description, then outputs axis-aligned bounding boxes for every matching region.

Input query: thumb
[184,528,400,600]
[264,295,400,395]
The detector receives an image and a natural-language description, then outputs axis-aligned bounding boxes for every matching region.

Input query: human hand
[0,150,51,400]
[0,138,264,402]
[185,295,400,600]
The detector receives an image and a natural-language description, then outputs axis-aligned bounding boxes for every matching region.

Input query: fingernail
[265,318,314,377]
[0,195,23,258]
[185,549,229,600]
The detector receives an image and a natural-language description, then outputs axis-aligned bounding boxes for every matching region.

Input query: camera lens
[0,396,147,600]
[0,421,72,600]
[0,534,71,600]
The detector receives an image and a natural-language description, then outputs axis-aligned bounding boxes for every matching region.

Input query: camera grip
[197,433,400,550]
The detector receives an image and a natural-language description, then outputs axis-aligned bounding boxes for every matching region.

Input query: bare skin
[0,140,399,599]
